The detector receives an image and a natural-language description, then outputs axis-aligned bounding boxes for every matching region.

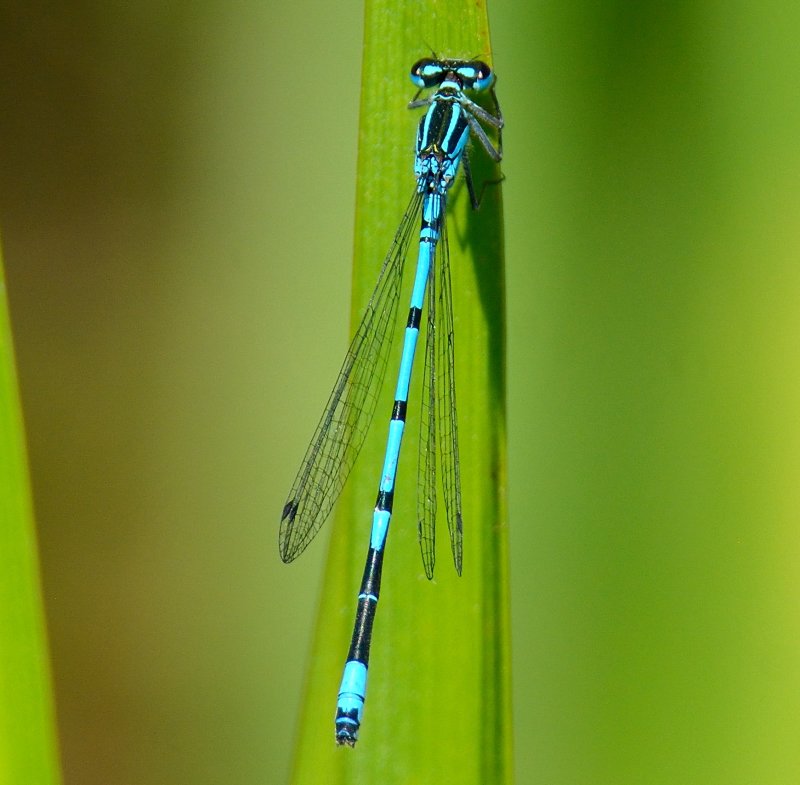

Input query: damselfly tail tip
[335,720,359,747]
[335,684,363,746]
[335,733,357,748]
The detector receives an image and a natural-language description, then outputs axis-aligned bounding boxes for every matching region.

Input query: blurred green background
[2,2,800,784]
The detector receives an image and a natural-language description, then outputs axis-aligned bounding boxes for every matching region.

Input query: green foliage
[288,1,512,783]
[0,244,62,785]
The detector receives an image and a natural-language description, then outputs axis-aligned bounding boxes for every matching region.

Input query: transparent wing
[417,246,437,579]
[436,215,463,574]
[279,191,423,562]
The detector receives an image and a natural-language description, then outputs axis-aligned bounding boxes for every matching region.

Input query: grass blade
[289,1,511,782]
[0,241,62,785]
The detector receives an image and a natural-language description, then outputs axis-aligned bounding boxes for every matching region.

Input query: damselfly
[279,57,503,746]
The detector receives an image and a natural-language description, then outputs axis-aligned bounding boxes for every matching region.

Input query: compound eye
[410,58,444,88]
[456,60,494,91]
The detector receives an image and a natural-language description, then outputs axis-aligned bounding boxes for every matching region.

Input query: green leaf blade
[0,242,62,785]
[290,2,511,782]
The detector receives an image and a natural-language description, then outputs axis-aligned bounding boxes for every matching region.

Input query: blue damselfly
[280,57,503,746]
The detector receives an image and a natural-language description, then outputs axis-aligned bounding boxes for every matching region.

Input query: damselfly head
[410,58,494,92]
